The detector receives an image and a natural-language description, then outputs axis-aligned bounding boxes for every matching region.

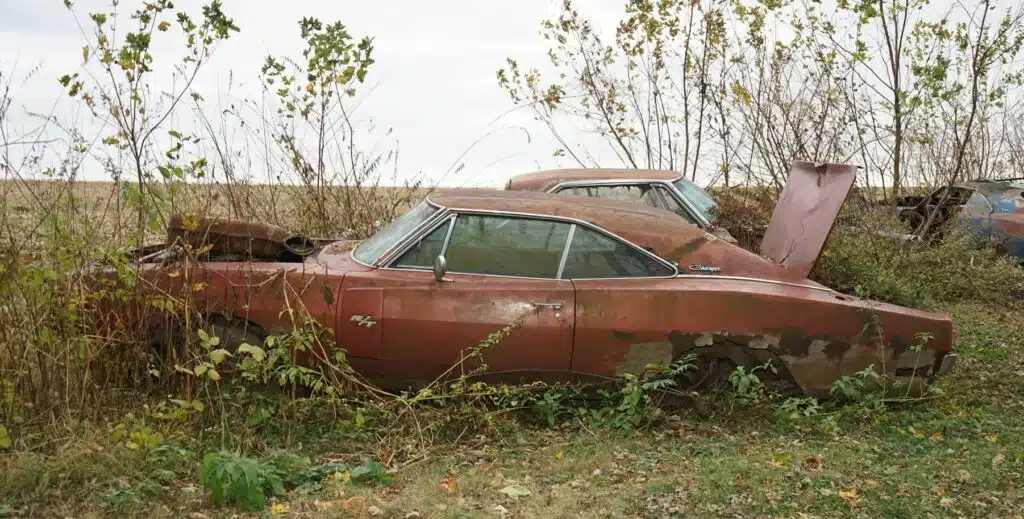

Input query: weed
[728,360,776,405]
[199,450,285,512]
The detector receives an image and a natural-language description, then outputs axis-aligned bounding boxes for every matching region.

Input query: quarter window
[652,185,698,224]
[444,215,572,278]
[561,227,674,279]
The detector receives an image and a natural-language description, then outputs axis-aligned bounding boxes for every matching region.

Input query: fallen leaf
[733,476,748,489]
[493,504,509,517]
[987,454,1004,470]
[802,454,823,471]
[441,472,458,494]
[986,433,999,442]
[555,450,564,461]
[270,502,290,515]
[771,453,791,467]
[498,485,532,498]
[956,470,970,482]
[939,497,954,508]
[368,505,383,517]
[343,496,367,515]
[930,432,942,441]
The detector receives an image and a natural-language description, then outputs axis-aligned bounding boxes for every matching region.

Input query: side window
[445,215,572,278]
[652,185,698,224]
[557,184,666,211]
[962,191,993,218]
[561,226,675,279]
[393,218,451,268]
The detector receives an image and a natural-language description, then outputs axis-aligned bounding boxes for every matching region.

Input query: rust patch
[615,341,673,376]
[612,329,637,340]
[665,235,711,262]
[322,284,335,306]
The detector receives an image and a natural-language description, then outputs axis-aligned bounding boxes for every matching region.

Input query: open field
[2,177,1023,518]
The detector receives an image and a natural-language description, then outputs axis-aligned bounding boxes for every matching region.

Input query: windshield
[353,201,439,265]
[672,177,718,222]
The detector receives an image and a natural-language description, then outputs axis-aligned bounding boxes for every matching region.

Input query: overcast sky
[1,0,632,187]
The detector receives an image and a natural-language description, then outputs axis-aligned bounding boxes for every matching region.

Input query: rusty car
[95,163,958,398]
[894,179,1024,261]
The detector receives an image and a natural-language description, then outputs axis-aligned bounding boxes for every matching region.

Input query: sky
[0,0,630,188]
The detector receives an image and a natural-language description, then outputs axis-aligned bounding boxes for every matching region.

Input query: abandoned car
[895,179,1024,261]
[505,167,738,244]
[91,162,958,398]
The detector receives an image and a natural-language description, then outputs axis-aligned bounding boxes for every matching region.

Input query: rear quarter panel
[570,276,953,396]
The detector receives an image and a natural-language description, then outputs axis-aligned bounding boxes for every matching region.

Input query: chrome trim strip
[556,224,577,280]
[377,265,566,282]
[421,207,679,275]
[674,273,835,292]
[374,207,454,267]
[440,214,456,255]
[377,208,677,280]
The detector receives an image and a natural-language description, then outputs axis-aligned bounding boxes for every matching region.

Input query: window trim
[547,177,712,228]
[376,207,679,280]
[350,200,451,268]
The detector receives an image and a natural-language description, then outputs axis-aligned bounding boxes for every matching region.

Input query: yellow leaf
[342,470,351,483]
[555,450,564,461]
[157,21,170,31]
[930,432,942,441]
[839,488,859,501]
[986,433,998,442]
[191,282,207,292]
[167,271,181,278]
[207,369,221,381]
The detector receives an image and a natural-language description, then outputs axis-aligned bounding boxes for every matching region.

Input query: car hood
[759,161,857,278]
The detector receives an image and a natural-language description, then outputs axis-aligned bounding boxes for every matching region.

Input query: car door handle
[533,302,563,310]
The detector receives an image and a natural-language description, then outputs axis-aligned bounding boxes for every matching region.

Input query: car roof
[427,188,705,259]
[506,168,682,192]
[425,188,812,283]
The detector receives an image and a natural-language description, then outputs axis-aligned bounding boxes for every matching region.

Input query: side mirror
[433,255,452,283]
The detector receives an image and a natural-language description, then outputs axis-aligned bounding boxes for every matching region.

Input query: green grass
[2,302,1022,518]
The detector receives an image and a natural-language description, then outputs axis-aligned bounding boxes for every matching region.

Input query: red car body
[99,164,957,397]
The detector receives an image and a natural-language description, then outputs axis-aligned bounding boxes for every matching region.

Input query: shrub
[813,211,1024,309]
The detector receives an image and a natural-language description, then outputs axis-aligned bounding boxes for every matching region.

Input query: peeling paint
[615,341,673,376]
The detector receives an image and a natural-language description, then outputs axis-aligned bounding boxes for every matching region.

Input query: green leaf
[0,426,11,449]
[237,343,266,362]
[209,349,232,365]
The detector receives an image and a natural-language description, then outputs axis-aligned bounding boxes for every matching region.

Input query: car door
[344,212,576,387]
[555,225,678,377]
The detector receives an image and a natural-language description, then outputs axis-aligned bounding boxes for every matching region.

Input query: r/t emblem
[350,314,376,328]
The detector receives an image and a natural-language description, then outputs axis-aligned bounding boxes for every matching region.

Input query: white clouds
[2,0,633,187]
